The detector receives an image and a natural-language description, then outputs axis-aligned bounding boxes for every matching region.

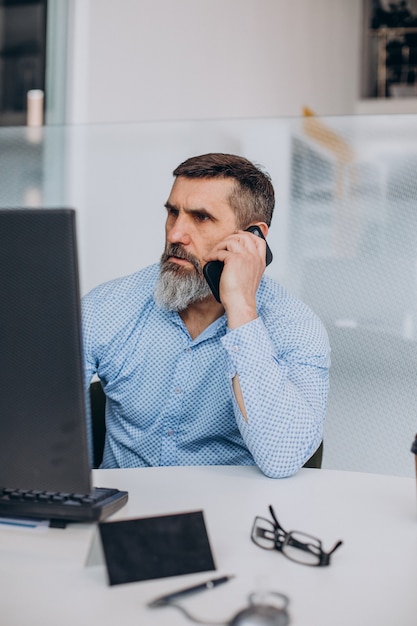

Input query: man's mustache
[161,244,202,274]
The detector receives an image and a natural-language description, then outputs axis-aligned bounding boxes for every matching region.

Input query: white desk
[1,466,416,626]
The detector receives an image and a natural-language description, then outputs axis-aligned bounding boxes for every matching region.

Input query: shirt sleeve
[81,289,99,390]
[221,315,330,478]
[81,289,100,467]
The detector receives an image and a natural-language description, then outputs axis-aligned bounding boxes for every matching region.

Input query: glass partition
[1,114,416,477]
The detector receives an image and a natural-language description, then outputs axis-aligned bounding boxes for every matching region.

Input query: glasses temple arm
[268,505,287,534]
[318,539,343,566]
[328,540,343,556]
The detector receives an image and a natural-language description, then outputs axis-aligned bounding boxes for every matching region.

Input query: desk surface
[1,465,416,626]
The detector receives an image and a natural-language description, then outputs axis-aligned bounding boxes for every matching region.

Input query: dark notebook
[98,510,216,585]
[0,208,128,525]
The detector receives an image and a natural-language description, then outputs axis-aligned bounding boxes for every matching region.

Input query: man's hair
[173,153,275,227]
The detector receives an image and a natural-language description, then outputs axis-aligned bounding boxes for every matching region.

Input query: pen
[148,574,235,607]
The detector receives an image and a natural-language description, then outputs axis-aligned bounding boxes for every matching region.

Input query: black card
[98,510,216,586]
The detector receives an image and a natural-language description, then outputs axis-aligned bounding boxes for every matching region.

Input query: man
[82,153,330,478]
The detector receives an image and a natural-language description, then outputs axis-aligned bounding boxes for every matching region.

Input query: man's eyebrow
[164,202,217,220]
[187,207,216,219]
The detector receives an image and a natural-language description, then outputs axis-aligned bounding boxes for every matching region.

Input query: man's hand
[204,228,268,329]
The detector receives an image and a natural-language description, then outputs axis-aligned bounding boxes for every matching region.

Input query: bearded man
[82,153,330,478]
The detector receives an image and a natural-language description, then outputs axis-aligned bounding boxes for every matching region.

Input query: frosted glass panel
[287,115,417,477]
[0,115,416,476]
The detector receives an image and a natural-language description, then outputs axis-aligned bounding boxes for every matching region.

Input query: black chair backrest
[89,381,107,469]
[303,441,323,469]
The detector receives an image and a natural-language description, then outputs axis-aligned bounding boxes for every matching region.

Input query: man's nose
[167,215,191,245]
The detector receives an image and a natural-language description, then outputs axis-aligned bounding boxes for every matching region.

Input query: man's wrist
[225,301,258,330]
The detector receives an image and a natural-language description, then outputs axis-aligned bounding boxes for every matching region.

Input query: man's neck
[179,296,224,340]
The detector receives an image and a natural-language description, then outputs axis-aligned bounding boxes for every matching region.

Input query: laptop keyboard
[0,486,128,524]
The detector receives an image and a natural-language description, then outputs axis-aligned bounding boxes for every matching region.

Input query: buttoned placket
[159,343,193,465]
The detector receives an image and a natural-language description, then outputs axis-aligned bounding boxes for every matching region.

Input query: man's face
[154,176,238,311]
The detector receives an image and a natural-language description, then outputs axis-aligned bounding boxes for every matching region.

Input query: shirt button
[175,387,182,394]
[232,345,239,352]
[167,429,174,437]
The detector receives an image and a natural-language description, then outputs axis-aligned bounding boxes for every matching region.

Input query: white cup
[27,89,44,127]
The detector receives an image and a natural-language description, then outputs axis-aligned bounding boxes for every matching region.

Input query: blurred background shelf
[0,0,47,127]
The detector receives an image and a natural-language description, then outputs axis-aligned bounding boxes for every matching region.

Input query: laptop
[0,208,128,526]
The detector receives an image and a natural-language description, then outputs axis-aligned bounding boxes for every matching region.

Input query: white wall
[60,0,363,289]
[60,0,364,291]
[65,0,362,124]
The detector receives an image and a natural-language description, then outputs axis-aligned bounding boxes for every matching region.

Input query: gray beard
[154,245,212,312]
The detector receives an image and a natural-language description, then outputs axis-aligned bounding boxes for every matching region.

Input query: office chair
[303,441,323,469]
[89,381,323,470]
[89,380,107,469]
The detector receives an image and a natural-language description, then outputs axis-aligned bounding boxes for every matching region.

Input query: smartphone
[203,225,273,303]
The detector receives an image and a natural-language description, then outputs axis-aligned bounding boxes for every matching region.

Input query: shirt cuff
[220,316,277,377]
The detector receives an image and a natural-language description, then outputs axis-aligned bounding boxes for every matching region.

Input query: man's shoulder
[258,274,323,324]
[83,264,159,307]
[258,274,301,308]
[258,274,329,354]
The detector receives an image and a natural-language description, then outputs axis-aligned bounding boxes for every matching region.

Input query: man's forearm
[222,316,329,479]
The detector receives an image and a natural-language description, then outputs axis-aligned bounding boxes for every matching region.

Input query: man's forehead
[168,176,235,207]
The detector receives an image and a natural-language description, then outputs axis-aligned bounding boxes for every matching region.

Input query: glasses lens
[283,531,322,565]
[252,517,276,550]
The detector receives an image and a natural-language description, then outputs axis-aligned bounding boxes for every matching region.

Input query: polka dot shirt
[82,264,330,478]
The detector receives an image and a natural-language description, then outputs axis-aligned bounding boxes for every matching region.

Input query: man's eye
[194,213,210,222]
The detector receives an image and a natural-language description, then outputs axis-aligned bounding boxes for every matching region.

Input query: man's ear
[251,222,269,238]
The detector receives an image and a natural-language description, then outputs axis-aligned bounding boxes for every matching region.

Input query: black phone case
[203,225,273,303]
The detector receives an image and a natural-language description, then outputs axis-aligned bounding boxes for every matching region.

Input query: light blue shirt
[82,264,330,478]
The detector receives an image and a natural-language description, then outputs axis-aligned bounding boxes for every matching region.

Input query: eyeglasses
[251,505,343,566]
